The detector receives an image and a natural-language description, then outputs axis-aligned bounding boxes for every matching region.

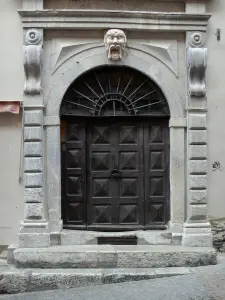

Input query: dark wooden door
[61,117,169,230]
[87,119,144,230]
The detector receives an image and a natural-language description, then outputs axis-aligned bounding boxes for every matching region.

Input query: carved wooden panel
[61,120,87,227]
[144,119,170,227]
[87,119,144,230]
[62,117,169,230]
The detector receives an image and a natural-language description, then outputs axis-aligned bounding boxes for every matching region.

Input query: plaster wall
[0,0,24,245]
[206,0,225,220]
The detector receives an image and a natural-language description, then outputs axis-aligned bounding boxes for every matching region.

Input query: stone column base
[18,221,50,248]
[182,222,213,247]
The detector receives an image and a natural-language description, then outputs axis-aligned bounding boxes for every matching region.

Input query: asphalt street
[1,255,225,300]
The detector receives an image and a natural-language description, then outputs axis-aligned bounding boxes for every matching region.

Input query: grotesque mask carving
[104,29,127,61]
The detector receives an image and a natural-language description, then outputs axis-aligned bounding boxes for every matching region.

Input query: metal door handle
[111,168,121,179]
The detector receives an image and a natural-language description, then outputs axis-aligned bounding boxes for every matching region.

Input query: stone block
[20,221,49,233]
[24,173,42,188]
[189,113,206,129]
[13,245,217,269]
[25,203,44,219]
[190,190,207,204]
[24,142,42,157]
[189,145,207,159]
[24,126,42,141]
[189,130,207,145]
[24,110,42,126]
[25,188,43,203]
[18,233,50,248]
[189,175,207,189]
[182,233,213,247]
[187,204,207,222]
[7,244,17,264]
[189,160,207,174]
[24,157,42,172]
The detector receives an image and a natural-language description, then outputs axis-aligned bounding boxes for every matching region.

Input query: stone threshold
[0,264,193,294]
[59,229,176,246]
[13,245,217,269]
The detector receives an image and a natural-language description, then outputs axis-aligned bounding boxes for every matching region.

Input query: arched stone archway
[43,47,186,240]
[60,65,171,230]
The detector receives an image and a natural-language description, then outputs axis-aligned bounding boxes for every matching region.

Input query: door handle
[111,168,121,179]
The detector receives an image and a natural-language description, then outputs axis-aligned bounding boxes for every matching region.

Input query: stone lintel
[18,10,211,32]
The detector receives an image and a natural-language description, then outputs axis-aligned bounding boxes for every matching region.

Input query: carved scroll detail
[187,47,207,97]
[23,29,43,94]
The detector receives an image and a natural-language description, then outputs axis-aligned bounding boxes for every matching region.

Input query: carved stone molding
[104,29,127,61]
[24,29,43,45]
[188,31,206,48]
[187,47,207,97]
[23,29,43,94]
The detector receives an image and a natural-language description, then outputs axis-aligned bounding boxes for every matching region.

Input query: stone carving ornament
[104,29,127,61]
[188,31,206,48]
[187,31,207,97]
[23,29,43,94]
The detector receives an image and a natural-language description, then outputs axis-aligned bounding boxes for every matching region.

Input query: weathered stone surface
[189,113,207,129]
[189,130,207,145]
[189,145,207,159]
[24,142,42,157]
[24,110,42,126]
[25,188,43,203]
[24,127,42,141]
[13,245,217,269]
[189,175,207,189]
[25,203,44,219]
[210,219,225,252]
[189,160,207,174]
[189,190,207,204]
[18,233,50,248]
[187,204,207,222]
[60,230,172,246]
[24,157,42,172]
[24,173,42,188]
[0,266,193,294]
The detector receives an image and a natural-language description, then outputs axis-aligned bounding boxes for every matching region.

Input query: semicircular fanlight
[60,66,169,117]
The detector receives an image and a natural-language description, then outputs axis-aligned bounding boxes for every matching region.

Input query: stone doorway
[60,66,170,232]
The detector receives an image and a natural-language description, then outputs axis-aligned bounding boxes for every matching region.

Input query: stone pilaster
[45,116,63,235]
[18,27,50,248]
[182,31,213,247]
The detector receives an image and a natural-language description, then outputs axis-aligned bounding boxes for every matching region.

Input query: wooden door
[61,117,169,230]
[87,119,144,230]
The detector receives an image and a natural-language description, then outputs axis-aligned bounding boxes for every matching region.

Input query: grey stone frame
[44,48,186,239]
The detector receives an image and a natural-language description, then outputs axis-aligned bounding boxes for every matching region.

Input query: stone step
[60,229,175,245]
[0,265,193,294]
[13,245,217,269]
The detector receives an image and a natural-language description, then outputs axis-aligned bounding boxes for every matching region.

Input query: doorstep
[0,264,193,294]
[12,245,217,269]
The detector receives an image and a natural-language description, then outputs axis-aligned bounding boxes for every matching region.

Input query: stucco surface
[0,115,23,245]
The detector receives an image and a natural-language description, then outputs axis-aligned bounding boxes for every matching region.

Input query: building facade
[0,0,225,252]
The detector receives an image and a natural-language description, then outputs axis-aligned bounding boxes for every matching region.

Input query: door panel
[62,121,87,227]
[87,120,144,230]
[144,120,170,228]
[61,117,169,230]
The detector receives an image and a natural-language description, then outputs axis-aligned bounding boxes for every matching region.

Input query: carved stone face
[104,29,127,61]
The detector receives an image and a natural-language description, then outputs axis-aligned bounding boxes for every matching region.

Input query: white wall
[207,0,225,220]
[0,0,24,245]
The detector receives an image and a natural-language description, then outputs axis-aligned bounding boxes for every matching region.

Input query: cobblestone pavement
[1,255,225,300]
